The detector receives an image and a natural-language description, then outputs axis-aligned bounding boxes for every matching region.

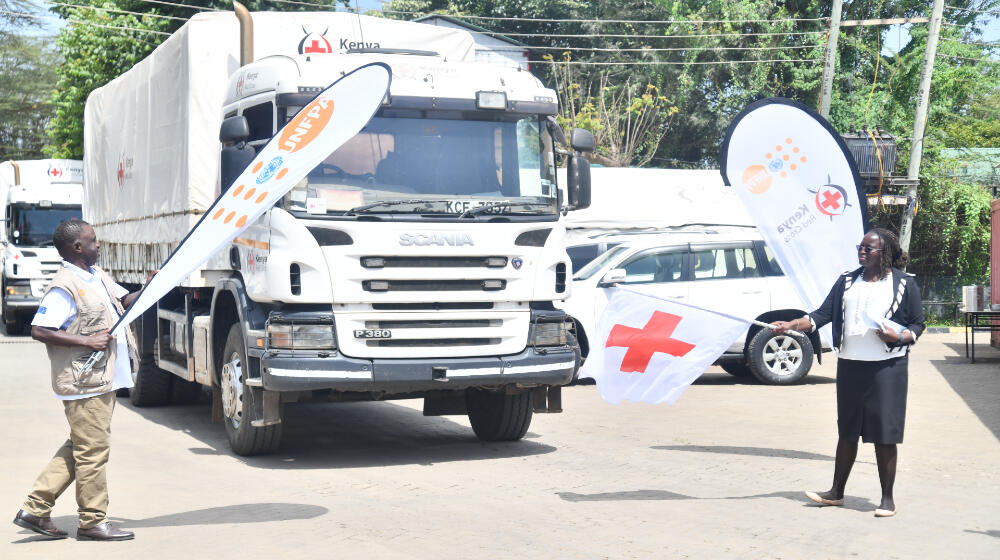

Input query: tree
[0,34,59,160]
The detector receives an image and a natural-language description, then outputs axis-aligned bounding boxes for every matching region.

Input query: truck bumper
[3,295,40,310]
[260,346,578,392]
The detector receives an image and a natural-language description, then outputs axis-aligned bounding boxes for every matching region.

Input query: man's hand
[82,331,114,352]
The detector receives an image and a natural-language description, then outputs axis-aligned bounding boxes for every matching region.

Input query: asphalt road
[2,326,998,559]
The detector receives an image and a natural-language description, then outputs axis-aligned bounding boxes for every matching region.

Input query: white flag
[109,63,391,336]
[579,288,751,405]
[721,98,868,326]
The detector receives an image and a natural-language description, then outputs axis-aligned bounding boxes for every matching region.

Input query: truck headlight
[267,323,336,350]
[5,284,31,297]
[529,321,570,347]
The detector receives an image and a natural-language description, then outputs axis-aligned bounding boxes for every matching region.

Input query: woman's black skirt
[836,356,908,444]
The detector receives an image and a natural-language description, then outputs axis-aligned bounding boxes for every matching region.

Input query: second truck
[84,6,593,454]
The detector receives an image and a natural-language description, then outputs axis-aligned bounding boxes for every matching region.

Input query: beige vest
[44,266,138,396]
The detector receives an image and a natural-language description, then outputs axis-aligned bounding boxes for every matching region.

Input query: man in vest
[13,218,141,541]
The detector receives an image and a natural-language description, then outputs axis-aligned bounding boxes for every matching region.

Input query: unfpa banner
[109,62,391,337]
[721,98,868,325]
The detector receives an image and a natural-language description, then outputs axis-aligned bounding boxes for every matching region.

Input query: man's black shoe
[76,522,135,541]
[13,509,68,539]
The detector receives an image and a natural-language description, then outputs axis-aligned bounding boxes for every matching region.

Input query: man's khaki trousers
[22,391,116,529]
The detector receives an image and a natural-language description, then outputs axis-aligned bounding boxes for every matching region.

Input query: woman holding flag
[772,228,924,518]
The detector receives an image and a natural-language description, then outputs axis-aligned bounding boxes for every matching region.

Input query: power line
[465,29,828,40]
[375,10,828,26]
[944,4,1000,16]
[526,43,824,54]
[50,2,190,22]
[0,8,171,36]
[128,0,222,12]
[936,53,1000,63]
[533,58,815,66]
[941,37,1000,47]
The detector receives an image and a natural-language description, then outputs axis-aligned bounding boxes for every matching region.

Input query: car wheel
[747,328,813,385]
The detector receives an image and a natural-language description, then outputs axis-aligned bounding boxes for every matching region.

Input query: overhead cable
[533,58,814,66]
[524,44,823,54]
[944,5,1000,15]
[51,2,190,22]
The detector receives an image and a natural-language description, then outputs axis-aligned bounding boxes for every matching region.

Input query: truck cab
[0,160,83,333]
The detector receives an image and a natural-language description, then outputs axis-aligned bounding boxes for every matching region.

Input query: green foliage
[0,34,59,160]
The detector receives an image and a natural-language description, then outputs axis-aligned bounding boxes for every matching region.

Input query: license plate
[354,329,392,339]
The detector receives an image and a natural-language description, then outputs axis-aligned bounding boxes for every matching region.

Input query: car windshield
[574,245,629,281]
[282,113,557,217]
[10,206,81,246]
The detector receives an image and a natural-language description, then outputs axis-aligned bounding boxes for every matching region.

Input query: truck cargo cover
[84,11,474,246]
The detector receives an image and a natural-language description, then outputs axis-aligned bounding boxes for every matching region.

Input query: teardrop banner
[109,62,391,337]
[720,97,869,328]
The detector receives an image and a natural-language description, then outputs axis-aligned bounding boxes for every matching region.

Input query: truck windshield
[282,113,558,217]
[9,206,81,246]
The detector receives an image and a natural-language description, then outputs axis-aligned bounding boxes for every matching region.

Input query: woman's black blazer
[808,267,926,353]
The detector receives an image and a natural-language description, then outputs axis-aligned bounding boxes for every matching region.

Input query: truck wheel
[2,297,22,335]
[747,328,813,385]
[130,353,172,406]
[465,388,533,441]
[720,363,753,377]
[221,324,282,455]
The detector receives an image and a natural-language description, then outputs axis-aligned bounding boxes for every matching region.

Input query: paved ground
[1,327,997,559]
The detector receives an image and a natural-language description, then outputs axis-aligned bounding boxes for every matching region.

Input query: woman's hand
[771,320,797,334]
[876,324,905,344]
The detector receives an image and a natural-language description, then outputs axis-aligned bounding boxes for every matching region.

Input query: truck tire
[2,296,22,335]
[720,362,753,377]
[130,353,172,406]
[221,324,282,455]
[465,388,533,441]
[747,328,813,385]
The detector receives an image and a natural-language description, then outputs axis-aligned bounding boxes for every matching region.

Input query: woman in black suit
[773,228,925,518]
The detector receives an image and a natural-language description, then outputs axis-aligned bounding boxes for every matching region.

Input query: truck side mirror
[569,128,595,153]
[597,268,626,287]
[546,115,566,146]
[220,115,250,144]
[566,154,591,210]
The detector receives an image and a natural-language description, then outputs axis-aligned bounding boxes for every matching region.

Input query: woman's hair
[869,227,908,278]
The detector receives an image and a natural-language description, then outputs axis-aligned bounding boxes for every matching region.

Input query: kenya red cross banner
[578,288,751,405]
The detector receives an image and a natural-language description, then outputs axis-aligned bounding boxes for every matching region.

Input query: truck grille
[361,256,507,268]
[336,309,528,358]
[363,279,505,292]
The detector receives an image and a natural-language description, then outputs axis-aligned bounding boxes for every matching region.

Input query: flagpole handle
[751,318,806,338]
[76,350,105,377]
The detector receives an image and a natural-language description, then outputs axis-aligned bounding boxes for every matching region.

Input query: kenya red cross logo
[48,165,63,178]
[298,26,332,54]
[605,311,695,373]
[809,175,851,219]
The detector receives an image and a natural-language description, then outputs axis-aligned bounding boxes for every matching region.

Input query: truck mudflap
[260,346,578,392]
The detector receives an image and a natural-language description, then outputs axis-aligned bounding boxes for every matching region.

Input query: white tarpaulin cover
[561,167,754,244]
[720,97,868,323]
[84,11,473,251]
[109,63,391,335]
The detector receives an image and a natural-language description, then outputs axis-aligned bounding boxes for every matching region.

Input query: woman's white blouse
[840,275,905,361]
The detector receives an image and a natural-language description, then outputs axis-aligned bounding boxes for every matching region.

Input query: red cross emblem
[48,166,62,178]
[303,38,331,53]
[605,311,695,373]
[814,184,848,217]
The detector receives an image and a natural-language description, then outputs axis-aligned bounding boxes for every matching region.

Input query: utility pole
[818,0,844,119]
[899,0,945,254]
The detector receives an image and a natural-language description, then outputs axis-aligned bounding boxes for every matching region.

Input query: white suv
[559,227,825,385]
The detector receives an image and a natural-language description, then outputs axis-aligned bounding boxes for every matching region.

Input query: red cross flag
[579,288,752,405]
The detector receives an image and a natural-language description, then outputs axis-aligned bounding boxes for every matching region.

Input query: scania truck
[1,159,83,334]
[83,5,593,455]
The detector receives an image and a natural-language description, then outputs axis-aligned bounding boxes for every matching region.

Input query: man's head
[53,218,100,267]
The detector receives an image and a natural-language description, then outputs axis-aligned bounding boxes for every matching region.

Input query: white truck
[83,6,593,455]
[1,159,83,334]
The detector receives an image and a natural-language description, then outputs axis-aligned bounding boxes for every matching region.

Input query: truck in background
[84,6,593,455]
[0,159,83,334]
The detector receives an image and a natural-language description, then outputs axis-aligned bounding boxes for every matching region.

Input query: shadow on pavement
[557,489,875,511]
[694,372,835,386]
[121,399,556,469]
[964,529,1000,539]
[650,444,834,461]
[931,345,1000,442]
[34,503,328,534]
